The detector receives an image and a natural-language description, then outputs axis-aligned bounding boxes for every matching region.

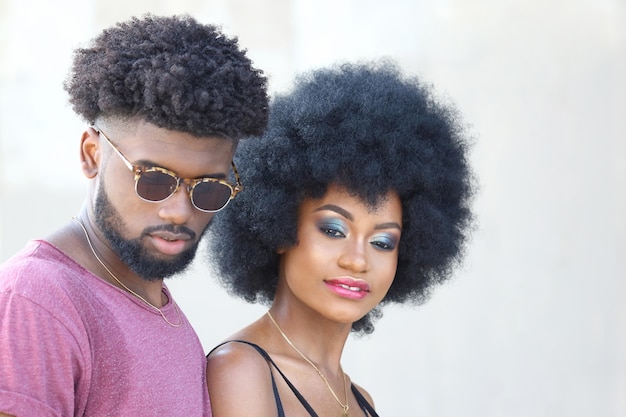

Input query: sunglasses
[95,127,242,213]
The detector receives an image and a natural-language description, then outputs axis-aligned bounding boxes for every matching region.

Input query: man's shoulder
[0,239,87,298]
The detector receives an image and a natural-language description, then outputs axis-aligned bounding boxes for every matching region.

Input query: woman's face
[277,183,402,325]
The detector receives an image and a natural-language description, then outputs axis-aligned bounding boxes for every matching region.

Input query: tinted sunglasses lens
[136,170,178,201]
[192,181,232,211]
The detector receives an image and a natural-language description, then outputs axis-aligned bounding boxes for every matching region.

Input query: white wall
[1,0,624,415]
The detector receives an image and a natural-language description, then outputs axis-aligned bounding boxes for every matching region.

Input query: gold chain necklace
[266,311,349,416]
[73,217,182,327]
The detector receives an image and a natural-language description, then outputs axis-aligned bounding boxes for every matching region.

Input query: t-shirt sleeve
[0,290,87,417]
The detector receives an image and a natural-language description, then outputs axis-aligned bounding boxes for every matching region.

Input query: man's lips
[147,231,193,256]
[149,231,192,242]
[143,224,197,241]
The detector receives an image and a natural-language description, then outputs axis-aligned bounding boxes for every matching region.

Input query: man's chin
[134,259,195,281]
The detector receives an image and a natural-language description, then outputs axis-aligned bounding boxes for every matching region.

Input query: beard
[94,183,205,281]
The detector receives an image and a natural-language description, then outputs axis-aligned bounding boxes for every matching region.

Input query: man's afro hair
[64,14,268,139]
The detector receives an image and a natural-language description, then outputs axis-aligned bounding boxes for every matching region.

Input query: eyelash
[372,239,396,251]
[318,224,397,251]
[321,226,345,238]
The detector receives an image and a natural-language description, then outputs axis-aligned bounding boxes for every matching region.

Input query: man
[0,14,268,416]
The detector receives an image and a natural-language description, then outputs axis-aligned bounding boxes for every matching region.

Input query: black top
[208,340,380,417]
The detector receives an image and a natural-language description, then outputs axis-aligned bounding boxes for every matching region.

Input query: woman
[205,61,475,416]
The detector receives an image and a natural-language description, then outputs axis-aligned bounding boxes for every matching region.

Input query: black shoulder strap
[208,340,319,417]
[351,384,380,417]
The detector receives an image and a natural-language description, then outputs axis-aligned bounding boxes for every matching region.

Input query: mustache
[142,224,196,240]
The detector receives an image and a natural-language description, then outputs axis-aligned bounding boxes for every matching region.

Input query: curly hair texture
[64,14,268,139]
[207,61,475,334]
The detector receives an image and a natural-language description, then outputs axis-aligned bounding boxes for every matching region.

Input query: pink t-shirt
[0,240,211,417]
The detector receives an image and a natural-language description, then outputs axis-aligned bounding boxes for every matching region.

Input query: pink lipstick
[324,277,370,300]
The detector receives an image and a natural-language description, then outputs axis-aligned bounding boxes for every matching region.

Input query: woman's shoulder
[207,319,275,365]
[351,380,377,411]
[207,337,273,372]
[208,339,270,363]
[207,338,281,416]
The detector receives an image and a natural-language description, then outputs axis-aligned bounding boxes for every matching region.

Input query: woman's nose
[337,240,369,273]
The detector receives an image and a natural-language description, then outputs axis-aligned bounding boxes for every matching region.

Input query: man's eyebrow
[134,158,227,179]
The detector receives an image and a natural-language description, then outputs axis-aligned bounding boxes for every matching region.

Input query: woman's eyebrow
[313,204,352,220]
[375,222,402,231]
[314,204,402,230]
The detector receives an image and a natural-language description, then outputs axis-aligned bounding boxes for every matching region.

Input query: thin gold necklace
[266,311,349,416]
[73,217,182,327]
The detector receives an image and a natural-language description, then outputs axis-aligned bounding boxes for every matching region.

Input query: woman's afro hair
[64,14,268,139]
[207,60,476,334]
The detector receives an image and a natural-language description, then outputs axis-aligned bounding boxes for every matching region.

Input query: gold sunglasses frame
[95,127,242,213]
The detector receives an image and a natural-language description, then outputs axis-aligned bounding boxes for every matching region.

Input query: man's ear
[80,127,102,179]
